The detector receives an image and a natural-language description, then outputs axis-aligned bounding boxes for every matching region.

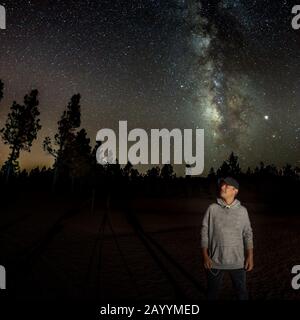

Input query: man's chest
[212,211,243,231]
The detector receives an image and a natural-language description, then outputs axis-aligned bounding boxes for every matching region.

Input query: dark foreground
[1,191,300,301]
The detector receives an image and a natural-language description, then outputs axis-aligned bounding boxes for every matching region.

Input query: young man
[201,177,254,300]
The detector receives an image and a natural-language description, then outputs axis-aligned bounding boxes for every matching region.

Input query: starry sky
[0,0,299,174]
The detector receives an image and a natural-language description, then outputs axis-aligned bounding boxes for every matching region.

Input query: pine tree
[67,128,92,191]
[208,167,216,178]
[217,152,241,177]
[160,164,175,179]
[1,89,41,181]
[43,94,81,188]
[227,152,241,176]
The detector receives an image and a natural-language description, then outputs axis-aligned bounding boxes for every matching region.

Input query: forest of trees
[0,79,299,201]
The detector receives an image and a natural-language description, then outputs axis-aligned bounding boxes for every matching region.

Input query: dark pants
[206,268,249,300]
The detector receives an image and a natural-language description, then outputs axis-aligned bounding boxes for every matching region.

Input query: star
[0,0,298,174]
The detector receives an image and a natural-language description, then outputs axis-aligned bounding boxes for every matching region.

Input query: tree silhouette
[122,162,140,181]
[67,128,92,191]
[208,167,216,179]
[253,161,280,177]
[160,163,175,179]
[282,164,294,177]
[217,160,230,177]
[227,152,241,176]
[43,94,81,188]
[123,161,133,178]
[265,164,278,176]
[1,89,41,181]
[246,167,252,176]
[295,166,300,179]
[146,166,160,179]
[90,140,106,180]
[217,152,241,177]
[130,168,140,180]
[107,158,122,178]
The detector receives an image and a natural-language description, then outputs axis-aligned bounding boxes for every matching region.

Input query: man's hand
[244,249,254,272]
[203,255,213,269]
[202,247,213,269]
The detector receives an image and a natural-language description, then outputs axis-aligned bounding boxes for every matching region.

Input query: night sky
[0,0,299,174]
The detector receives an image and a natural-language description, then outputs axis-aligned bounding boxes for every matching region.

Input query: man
[201,177,254,300]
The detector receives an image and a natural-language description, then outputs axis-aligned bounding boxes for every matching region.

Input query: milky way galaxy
[181,0,300,167]
[188,1,255,145]
[0,0,299,173]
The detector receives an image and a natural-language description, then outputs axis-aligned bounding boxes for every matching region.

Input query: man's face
[220,182,238,199]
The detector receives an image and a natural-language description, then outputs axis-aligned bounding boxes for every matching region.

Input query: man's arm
[201,207,213,269]
[202,247,213,269]
[243,209,254,272]
[245,248,254,271]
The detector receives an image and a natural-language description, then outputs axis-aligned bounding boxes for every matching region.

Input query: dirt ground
[1,195,300,300]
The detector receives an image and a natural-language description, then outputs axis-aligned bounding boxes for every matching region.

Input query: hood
[217,198,241,209]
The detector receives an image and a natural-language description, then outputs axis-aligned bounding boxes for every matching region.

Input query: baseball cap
[218,176,239,190]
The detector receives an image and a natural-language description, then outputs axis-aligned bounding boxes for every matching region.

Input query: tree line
[0,80,299,191]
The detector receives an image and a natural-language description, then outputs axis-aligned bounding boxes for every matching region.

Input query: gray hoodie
[201,198,253,269]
